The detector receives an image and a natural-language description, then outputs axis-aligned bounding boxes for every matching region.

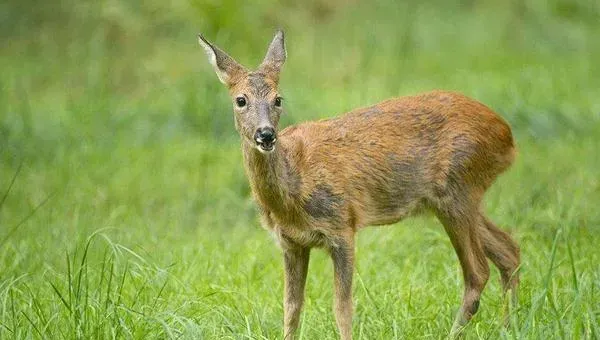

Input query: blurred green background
[1,0,599,339]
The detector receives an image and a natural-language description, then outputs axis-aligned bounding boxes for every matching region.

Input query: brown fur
[198,31,520,340]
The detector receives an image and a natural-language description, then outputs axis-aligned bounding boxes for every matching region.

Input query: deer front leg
[330,234,355,340]
[283,246,310,339]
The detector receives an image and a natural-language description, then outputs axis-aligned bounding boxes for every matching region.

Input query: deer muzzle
[254,127,277,152]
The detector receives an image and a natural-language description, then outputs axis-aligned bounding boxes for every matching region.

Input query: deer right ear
[198,34,246,86]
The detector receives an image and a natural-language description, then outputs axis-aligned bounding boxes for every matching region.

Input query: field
[1,0,599,338]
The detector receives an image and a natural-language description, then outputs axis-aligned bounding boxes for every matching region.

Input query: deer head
[198,31,287,154]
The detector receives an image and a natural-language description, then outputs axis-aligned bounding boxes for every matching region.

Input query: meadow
[1,0,599,338]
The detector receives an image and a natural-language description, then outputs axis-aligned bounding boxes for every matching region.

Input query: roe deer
[197,30,520,339]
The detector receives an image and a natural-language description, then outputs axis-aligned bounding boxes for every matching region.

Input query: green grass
[1,0,599,338]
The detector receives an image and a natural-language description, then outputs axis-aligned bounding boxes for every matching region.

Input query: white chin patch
[256,144,275,154]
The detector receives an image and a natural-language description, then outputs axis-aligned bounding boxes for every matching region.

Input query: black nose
[255,127,276,144]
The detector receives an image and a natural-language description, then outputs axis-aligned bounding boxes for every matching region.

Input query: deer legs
[437,209,490,337]
[480,215,520,321]
[283,246,310,339]
[282,235,355,340]
[437,205,520,337]
[280,211,518,339]
[330,234,355,340]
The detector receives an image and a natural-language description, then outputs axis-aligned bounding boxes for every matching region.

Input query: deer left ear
[198,34,247,86]
[259,30,286,81]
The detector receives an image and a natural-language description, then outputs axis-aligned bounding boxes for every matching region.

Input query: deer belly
[272,225,332,248]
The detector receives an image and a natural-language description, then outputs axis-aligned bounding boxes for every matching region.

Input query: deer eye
[235,97,247,108]
[274,97,283,107]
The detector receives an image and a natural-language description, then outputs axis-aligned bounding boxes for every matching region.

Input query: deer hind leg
[479,214,520,318]
[435,204,490,337]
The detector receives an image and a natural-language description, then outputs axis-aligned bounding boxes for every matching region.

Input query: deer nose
[254,127,276,144]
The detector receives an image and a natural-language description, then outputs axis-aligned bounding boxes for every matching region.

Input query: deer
[197,30,520,339]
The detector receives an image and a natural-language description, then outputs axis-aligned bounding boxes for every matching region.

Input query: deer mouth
[254,128,277,153]
[256,139,276,153]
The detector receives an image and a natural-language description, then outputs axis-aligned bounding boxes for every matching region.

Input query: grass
[1,0,599,338]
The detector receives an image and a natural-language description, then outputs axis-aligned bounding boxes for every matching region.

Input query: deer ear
[259,30,286,81]
[198,34,246,86]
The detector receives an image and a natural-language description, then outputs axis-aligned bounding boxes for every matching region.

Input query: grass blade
[48,281,72,314]
[566,238,579,293]
[21,310,44,339]
[0,159,22,210]
[0,191,55,248]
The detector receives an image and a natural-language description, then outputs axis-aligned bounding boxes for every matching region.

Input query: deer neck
[242,141,301,222]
